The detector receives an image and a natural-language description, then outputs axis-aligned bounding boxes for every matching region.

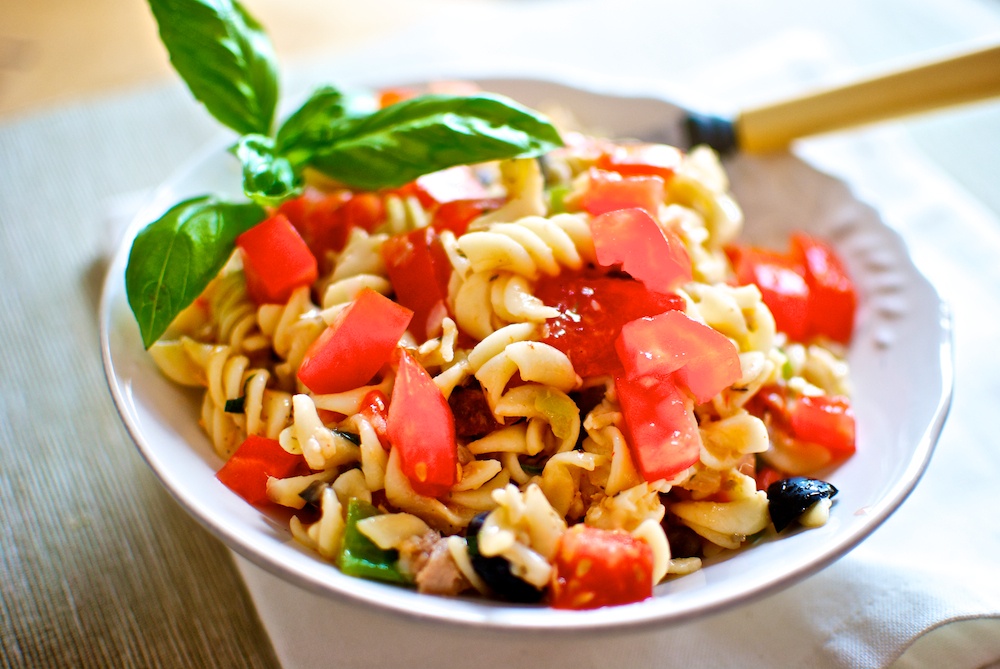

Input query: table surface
[2,1,1000,667]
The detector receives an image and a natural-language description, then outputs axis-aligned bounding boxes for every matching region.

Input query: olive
[767,477,839,533]
[466,512,545,603]
[665,522,703,558]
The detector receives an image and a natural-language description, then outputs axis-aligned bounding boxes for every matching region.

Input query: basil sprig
[286,93,565,191]
[126,196,265,348]
[148,0,278,136]
[130,0,565,349]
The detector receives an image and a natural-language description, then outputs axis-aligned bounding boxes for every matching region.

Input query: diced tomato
[297,288,413,394]
[429,197,506,236]
[616,310,740,404]
[395,165,489,209]
[615,375,701,482]
[747,385,856,467]
[790,232,856,344]
[277,189,384,272]
[236,213,318,305]
[729,245,810,342]
[359,389,390,448]
[381,227,453,340]
[594,143,683,181]
[579,169,666,217]
[789,394,856,461]
[216,435,310,505]
[387,349,458,497]
[534,268,684,378]
[550,525,654,609]
[591,207,692,293]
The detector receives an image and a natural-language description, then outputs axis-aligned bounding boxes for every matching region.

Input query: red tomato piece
[297,288,413,394]
[550,525,655,610]
[429,197,506,236]
[534,269,684,378]
[789,394,856,461]
[615,375,701,482]
[277,190,384,272]
[359,389,390,449]
[730,245,810,342]
[616,310,740,404]
[236,213,318,305]
[381,227,453,340]
[378,86,419,108]
[594,143,683,180]
[387,349,458,497]
[579,169,666,217]
[216,435,310,505]
[790,232,857,344]
[753,464,788,492]
[395,165,489,209]
[591,207,692,293]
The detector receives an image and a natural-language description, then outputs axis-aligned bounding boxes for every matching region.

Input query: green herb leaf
[275,85,378,159]
[148,0,278,135]
[294,93,564,190]
[125,196,266,348]
[234,134,302,206]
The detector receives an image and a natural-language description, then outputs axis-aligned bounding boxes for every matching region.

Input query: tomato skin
[216,435,310,505]
[615,375,701,482]
[395,165,489,209]
[591,207,692,293]
[534,269,684,378]
[790,232,857,344]
[297,289,413,395]
[579,169,666,217]
[730,245,810,342]
[594,143,683,181]
[616,310,741,404]
[550,525,655,610]
[387,349,458,497]
[382,228,453,340]
[236,213,318,305]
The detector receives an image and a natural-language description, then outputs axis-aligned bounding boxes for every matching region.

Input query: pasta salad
[128,0,857,610]
[136,91,856,609]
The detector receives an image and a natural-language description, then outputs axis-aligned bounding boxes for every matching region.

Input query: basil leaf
[234,134,302,206]
[296,93,564,190]
[148,0,278,135]
[125,196,266,348]
[275,85,378,158]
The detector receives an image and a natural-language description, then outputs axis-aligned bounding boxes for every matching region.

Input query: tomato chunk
[579,169,665,217]
[730,245,810,342]
[297,288,413,394]
[535,269,684,378]
[216,435,310,505]
[236,213,318,305]
[551,525,654,609]
[616,310,740,404]
[594,143,683,180]
[615,375,700,481]
[277,189,384,272]
[790,232,856,344]
[429,197,505,236]
[789,394,856,461]
[396,165,489,209]
[387,349,458,497]
[382,227,454,340]
[591,207,692,293]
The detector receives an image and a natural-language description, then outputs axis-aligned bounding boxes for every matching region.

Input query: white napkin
[226,6,1000,667]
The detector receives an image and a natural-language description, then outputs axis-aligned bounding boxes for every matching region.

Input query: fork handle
[736,42,1000,152]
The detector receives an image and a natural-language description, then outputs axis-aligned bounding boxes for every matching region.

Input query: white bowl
[100,75,952,631]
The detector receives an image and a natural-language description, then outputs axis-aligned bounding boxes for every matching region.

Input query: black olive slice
[767,477,838,533]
